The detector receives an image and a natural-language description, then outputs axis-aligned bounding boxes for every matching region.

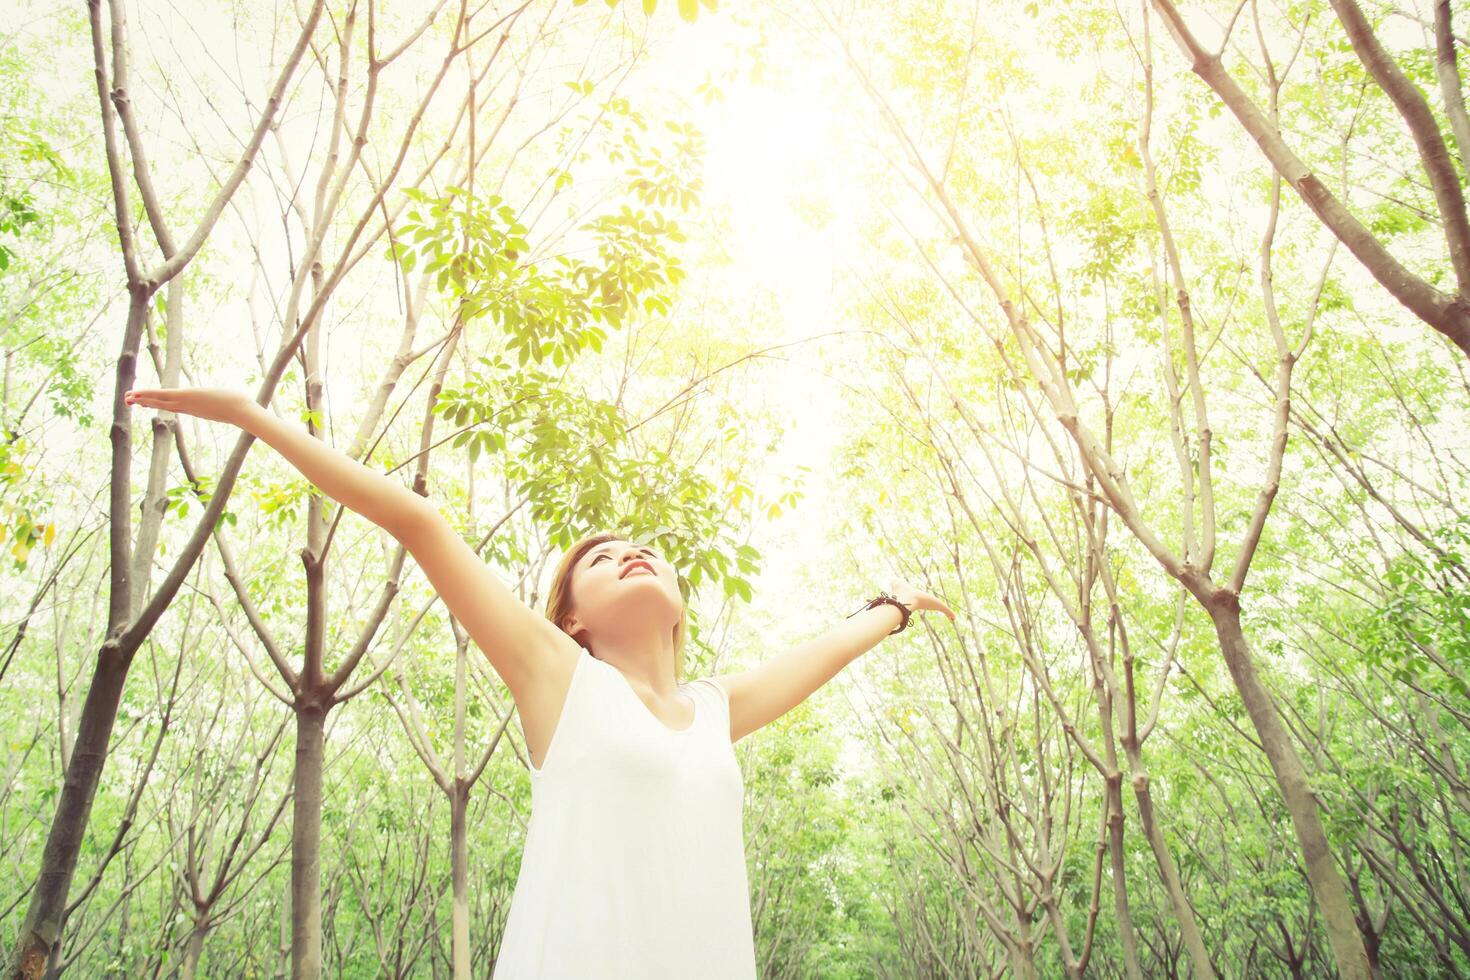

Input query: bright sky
[620,9,921,789]
[620,6,876,653]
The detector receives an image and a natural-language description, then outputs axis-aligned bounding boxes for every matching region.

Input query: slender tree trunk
[1205,593,1372,980]
[1123,748,1215,978]
[1103,775,1146,980]
[451,784,470,980]
[6,640,133,977]
[291,706,327,980]
[179,916,210,980]
[1009,937,1038,980]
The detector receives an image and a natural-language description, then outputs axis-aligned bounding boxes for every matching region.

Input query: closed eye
[592,549,656,566]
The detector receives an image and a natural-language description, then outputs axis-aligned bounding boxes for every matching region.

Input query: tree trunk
[291,706,328,980]
[5,646,131,978]
[1206,594,1373,979]
[1104,775,1146,980]
[451,784,471,980]
[1009,939,1038,980]
[1124,749,1216,979]
[179,916,211,980]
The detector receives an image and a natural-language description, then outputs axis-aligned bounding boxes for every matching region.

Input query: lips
[620,560,655,579]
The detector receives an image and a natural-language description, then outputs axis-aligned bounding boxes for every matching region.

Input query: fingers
[924,595,958,622]
[124,389,175,411]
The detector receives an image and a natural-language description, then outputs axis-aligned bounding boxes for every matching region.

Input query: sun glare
[672,38,867,340]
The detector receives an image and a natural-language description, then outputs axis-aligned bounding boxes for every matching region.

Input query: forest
[2,0,1468,976]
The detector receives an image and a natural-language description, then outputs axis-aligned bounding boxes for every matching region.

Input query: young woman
[123,385,957,977]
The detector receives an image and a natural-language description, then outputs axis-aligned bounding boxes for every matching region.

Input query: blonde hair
[544,531,690,682]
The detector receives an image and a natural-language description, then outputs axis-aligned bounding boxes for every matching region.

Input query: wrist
[873,602,904,630]
[846,590,912,635]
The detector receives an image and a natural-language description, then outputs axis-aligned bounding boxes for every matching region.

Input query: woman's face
[564,539,682,642]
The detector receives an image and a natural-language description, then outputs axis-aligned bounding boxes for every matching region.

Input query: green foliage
[0,125,67,273]
[250,475,334,530]
[390,108,700,367]
[430,359,762,615]
[1371,517,1470,699]
[0,435,56,569]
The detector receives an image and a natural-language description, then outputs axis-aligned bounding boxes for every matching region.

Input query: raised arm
[124,386,575,704]
[715,582,956,744]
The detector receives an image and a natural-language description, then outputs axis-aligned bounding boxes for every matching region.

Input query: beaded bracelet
[846,590,912,635]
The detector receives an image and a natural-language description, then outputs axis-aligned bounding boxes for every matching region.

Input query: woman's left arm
[714,580,956,743]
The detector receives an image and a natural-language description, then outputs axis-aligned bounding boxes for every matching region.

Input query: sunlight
[641,27,871,657]
[13,0,1470,974]
[668,27,867,343]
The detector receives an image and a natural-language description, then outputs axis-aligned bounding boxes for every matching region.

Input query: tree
[1148,0,1470,360]
[6,1,325,971]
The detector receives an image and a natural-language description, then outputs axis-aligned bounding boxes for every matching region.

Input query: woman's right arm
[236,399,578,701]
[126,387,574,701]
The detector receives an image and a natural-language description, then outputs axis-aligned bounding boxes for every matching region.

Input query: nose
[619,551,653,576]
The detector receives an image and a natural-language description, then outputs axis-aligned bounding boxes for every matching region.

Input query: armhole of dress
[527,649,588,778]
[697,676,732,738]
[702,676,731,711]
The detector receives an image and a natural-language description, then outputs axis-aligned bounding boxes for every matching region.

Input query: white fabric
[491,648,757,978]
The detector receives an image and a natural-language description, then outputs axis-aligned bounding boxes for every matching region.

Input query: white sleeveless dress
[491,648,757,978]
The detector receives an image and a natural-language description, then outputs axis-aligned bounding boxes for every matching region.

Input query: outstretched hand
[125,387,254,426]
[887,578,958,624]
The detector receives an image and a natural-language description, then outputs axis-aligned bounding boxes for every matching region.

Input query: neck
[591,627,679,695]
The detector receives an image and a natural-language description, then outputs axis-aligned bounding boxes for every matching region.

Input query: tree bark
[451,784,470,980]
[290,706,327,980]
[7,646,131,978]
[179,916,211,980]
[1205,593,1373,980]
[1103,776,1146,980]
[1009,936,1038,980]
[1434,0,1470,177]
[1124,748,1216,978]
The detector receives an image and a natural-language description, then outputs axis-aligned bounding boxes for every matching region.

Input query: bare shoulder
[708,671,744,700]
